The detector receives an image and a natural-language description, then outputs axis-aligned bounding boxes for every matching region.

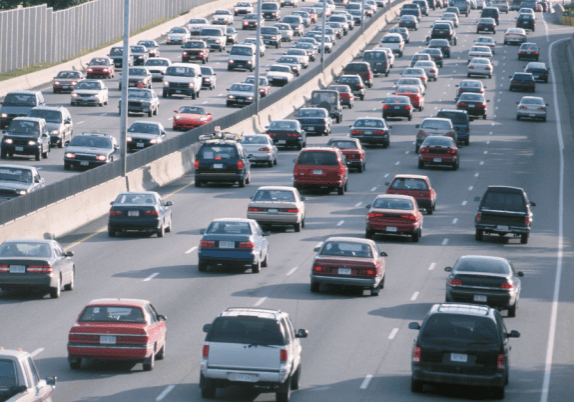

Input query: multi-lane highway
[1,3,574,402]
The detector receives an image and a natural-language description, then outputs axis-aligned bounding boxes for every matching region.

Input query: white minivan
[227,44,257,71]
[162,63,202,99]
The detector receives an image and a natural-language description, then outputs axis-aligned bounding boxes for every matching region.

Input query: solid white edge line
[286,267,299,276]
[388,328,399,340]
[156,385,175,401]
[540,37,567,402]
[185,246,197,254]
[143,273,159,282]
[410,292,419,301]
[360,374,373,390]
[254,297,267,307]
[30,348,44,357]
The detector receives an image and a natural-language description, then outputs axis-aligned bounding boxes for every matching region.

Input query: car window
[297,151,338,166]
[0,167,33,183]
[114,193,157,205]
[207,221,252,235]
[421,314,500,345]
[254,190,296,202]
[0,242,51,257]
[421,120,451,130]
[7,120,40,135]
[354,119,384,128]
[438,111,468,124]
[198,145,238,160]
[207,317,286,345]
[79,306,146,323]
[26,357,40,386]
[0,360,17,388]
[423,137,454,147]
[321,241,373,258]
[69,135,112,148]
[481,191,527,212]
[455,258,511,274]
[390,178,428,190]
[128,123,160,134]
[373,197,414,210]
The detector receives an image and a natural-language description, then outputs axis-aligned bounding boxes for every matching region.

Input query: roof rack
[199,126,243,143]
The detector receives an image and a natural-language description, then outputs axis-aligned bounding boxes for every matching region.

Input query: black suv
[481,7,500,25]
[194,140,252,187]
[509,72,536,92]
[409,303,520,399]
[524,62,549,83]
[1,117,51,161]
[429,23,457,45]
[63,133,119,170]
[516,14,535,31]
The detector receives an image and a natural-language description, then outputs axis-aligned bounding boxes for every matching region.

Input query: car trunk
[207,342,281,372]
[369,209,415,226]
[314,256,376,277]
[419,339,500,376]
[480,210,527,226]
[295,163,342,184]
[454,272,509,288]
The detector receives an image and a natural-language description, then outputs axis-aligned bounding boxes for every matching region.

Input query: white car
[394,77,425,95]
[467,45,493,62]
[474,37,496,54]
[144,58,172,81]
[167,26,191,44]
[285,48,310,68]
[504,28,527,45]
[517,8,535,19]
[477,0,486,8]
[266,64,295,86]
[516,96,548,122]
[239,135,279,166]
[402,68,428,86]
[379,33,405,57]
[234,1,254,15]
[186,18,209,34]
[70,79,109,107]
[212,9,234,25]
[467,57,493,78]
[441,12,459,27]
[243,37,266,57]
[414,60,439,81]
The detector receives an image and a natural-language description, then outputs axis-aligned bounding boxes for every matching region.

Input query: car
[267,64,294,86]
[302,7,319,22]
[194,138,252,188]
[119,88,160,117]
[418,135,459,170]
[201,66,217,90]
[244,37,266,57]
[0,238,74,298]
[441,12,460,27]
[421,48,444,67]
[64,133,119,170]
[365,194,424,241]
[395,85,424,111]
[242,13,261,29]
[293,146,348,194]
[338,74,366,100]
[474,36,496,53]
[413,0,429,14]
[400,3,422,19]
[524,61,549,82]
[327,137,366,171]
[390,27,410,43]
[362,49,391,77]
[409,303,521,398]
[262,26,285,48]
[310,237,387,295]
[226,83,258,108]
[376,47,395,67]
[503,27,527,45]
[518,42,539,60]
[181,40,210,63]
[328,85,354,109]
[492,0,510,12]
[414,61,439,81]
[241,76,268,99]
[127,121,167,152]
[445,6,461,15]
[455,79,486,100]
[238,134,278,167]
[295,108,332,136]
[27,105,73,148]
[130,45,149,66]
[266,119,306,149]
[67,298,167,371]
[399,15,418,30]
[52,70,85,93]
[167,26,191,44]
[380,33,404,56]
[401,67,428,86]
[509,72,536,92]
[70,79,109,107]
[457,92,489,119]
[247,186,306,231]
[186,18,209,34]
[295,11,313,27]
[437,109,471,145]
[294,42,318,61]
[385,174,436,214]
[326,21,345,38]
[467,45,493,62]
[198,218,269,272]
[144,58,172,82]
[445,255,524,316]
[516,13,535,30]
[1,117,51,161]
[172,106,213,131]
[200,307,308,400]
[137,40,160,57]
[476,17,497,34]
[86,57,115,79]
[234,1,254,15]
[428,22,457,45]
[276,56,301,76]
[382,95,413,121]
[415,117,456,152]
[342,62,373,88]
[262,2,281,20]
[213,9,234,25]
[428,39,451,58]
[394,77,425,95]
[0,165,45,201]
[108,46,134,68]
[283,15,305,36]
[410,52,432,67]
[329,15,350,32]
[118,67,152,90]
[467,57,493,78]
[108,191,173,237]
[516,96,548,121]
[285,48,310,69]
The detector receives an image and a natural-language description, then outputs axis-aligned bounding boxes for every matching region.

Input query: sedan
[399,15,418,30]
[327,137,366,172]
[421,48,443,67]
[441,12,459,27]
[310,237,387,295]
[365,194,423,242]
[108,191,173,237]
[71,79,109,107]
[118,67,152,90]
[198,218,270,273]
[476,17,497,33]
[212,9,234,25]
[338,75,366,100]
[410,53,432,67]
[328,84,355,109]
[467,46,493,62]
[226,83,258,107]
[127,121,166,152]
[120,88,159,117]
[455,79,486,100]
[137,40,160,57]
[474,36,496,54]
[276,56,301,76]
[247,186,306,231]
[239,134,278,167]
[414,61,438,81]
[245,75,271,98]
[285,48,310,68]
[173,106,212,131]
[516,96,548,122]
[444,255,524,316]
[390,27,410,43]
[467,57,493,78]
[457,93,489,119]
[267,64,294,86]
[86,57,115,79]
[518,42,539,60]
[428,39,451,58]
[266,119,306,149]
[504,28,527,45]
[382,95,413,121]
[350,117,391,148]
[385,174,436,214]
[509,72,536,92]
[200,66,217,90]
[296,107,332,135]
[415,117,456,151]
[395,85,424,111]
[53,70,84,93]
[418,136,459,170]
[524,62,549,83]
[402,68,428,85]
[67,299,167,370]
[0,239,75,299]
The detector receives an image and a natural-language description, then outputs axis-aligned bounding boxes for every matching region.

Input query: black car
[1,117,51,161]
[295,108,332,136]
[421,48,444,67]
[518,42,539,60]
[428,39,451,58]
[524,62,549,83]
[409,303,520,399]
[349,117,391,147]
[338,75,365,100]
[108,191,173,237]
[429,23,457,45]
[127,121,166,152]
[509,72,536,92]
[194,140,252,187]
[310,90,343,123]
[118,67,152,90]
[445,255,524,316]
[481,7,500,24]
[0,239,75,299]
[516,14,535,30]
[477,17,496,33]
[382,95,413,121]
[455,79,485,100]
[242,13,259,29]
[119,88,160,116]
[64,133,119,170]
[456,93,489,119]
[266,119,306,149]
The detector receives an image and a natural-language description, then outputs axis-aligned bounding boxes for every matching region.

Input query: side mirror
[486,99,490,102]
[158,314,167,321]
[65,251,74,257]
[313,246,321,252]
[46,377,57,386]
[415,124,420,128]
[181,46,184,48]
[300,196,306,201]
[165,201,173,206]
[516,271,525,277]
[208,112,212,115]
[226,50,230,53]
[509,75,512,78]
[173,110,178,113]
[380,251,388,257]
[516,102,519,104]
[507,330,520,338]
[203,324,211,333]
[110,201,114,205]
[293,158,297,163]
[263,231,271,236]
[296,328,309,338]
[365,204,371,209]
[408,322,420,330]
[199,229,206,234]
[444,266,453,272]
[530,201,536,206]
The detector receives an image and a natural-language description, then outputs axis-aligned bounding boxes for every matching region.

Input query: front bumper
[72,97,101,105]
[64,158,107,168]
[125,104,154,114]
[164,88,195,96]
[268,77,289,86]
[228,60,254,70]
[1,144,41,156]
[412,365,505,387]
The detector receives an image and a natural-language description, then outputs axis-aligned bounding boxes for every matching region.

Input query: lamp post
[119,0,130,178]
[321,0,326,72]
[254,0,262,113]
[361,0,366,32]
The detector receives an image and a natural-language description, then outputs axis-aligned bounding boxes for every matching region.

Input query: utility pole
[254,0,262,113]
[321,1,326,72]
[361,0,366,33]
[119,0,130,178]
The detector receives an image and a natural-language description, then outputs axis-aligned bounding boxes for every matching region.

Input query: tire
[156,340,166,360]
[337,184,344,195]
[239,176,246,188]
[542,117,547,122]
[475,229,484,241]
[157,224,165,238]
[143,351,154,371]
[412,229,420,243]
[415,145,420,154]
[64,268,75,291]
[69,358,82,370]
[108,228,116,237]
[418,160,424,169]
[268,160,273,167]
[58,139,64,148]
[427,207,433,215]
[148,110,153,117]
[276,377,291,402]
[0,151,6,159]
[50,276,61,299]
[411,378,424,393]
[408,114,412,121]
[371,282,381,296]
[365,228,374,239]
[508,300,517,317]
[452,159,459,171]
[201,384,216,399]
[360,95,364,100]
[35,151,41,161]
[291,365,301,390]
[294,222,302,232]
[483,114,487,120]
[491,386,505,400]
[465,138,470,146]
[195,180,202,187]
[520,233,529,244]
[42,147,49,159]
[310,281,320,293]
[252,259,261,273]
[198,261,207,272]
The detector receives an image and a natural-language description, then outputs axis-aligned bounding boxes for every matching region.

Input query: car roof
[0,164,37,171]
[118,191,158,196]
[329,137,361,142]
[87,298,149,308]
[485,185,525,193]
[354,116,385,121]
[374,193,416,201]
[422,117,452,123]
[0,349,31,359]
[324,236,376,246]
[439,108,468,115]
[5,90,39,95]
[211,217,255,223]
[255,186,298,192]
[12,117,45,123]
[432,303,494,317]
[221,307,284,320]
[392,174,429,180]
[520,96,544,101]
[77,132,113,138]
[299,146,337,152]
[457,255,509,264]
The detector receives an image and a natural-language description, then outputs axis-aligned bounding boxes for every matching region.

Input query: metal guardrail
[0,3,394,226]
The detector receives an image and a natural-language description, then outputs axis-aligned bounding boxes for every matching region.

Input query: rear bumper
[0,274,56,289]
[367,222,419,235]
[198,250,256,265]
[383,110,411,118]
[412,366,505,387]
[420,155,457,164]
[195,172,245,183]
[68,344,152,361]
[294,178,344,187]
[272,138,302,146]
[201,367,286,387]
[108,218,162,231]
[476,223,530,235]
[247,213,300,225]
[310,274,381,289]
[446,287,517,309]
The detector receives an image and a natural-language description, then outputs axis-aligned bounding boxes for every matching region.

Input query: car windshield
[421,120,451,130]
[69,136,112,149]
[128,123,160,134]
[270,65,290,73]
[114,193,156,205]
[201,67,213,75]
[364,51,387,60]
[390,178,428,190]
[129,90,152,99]
[438,111,468,124]
[253,189,296,202]
[0,167,33,183]
[230,84,254,92]
[129,68,147,76]
[215,10,231,14]
[245,14,257,20]
[296,43,313,50]
[237,2,251,6]
[421,314,500,345]
[109,48,123,55]
[2,94,36,106]
[76,81,102,90]
[185,41,206,48]
[179,106,207,114]
[297,151,338,166]
[330,140,358,149]
[455,258,511,274]
[261,27,278,34]
[354,119,384,128]
[262,3,278,9]
[56,71,81,79]
[373,197,414,210]
[130,46,145,53]
[287,49,306,56]
[27,109,62,123]
[269,121,297,130]
[278,57,298,64]
[89,58,108,66]
[423,137,454,147]
[404,69,423,75]
[199,145,238,160]
[207,317,286,345]
[477,38,493,43]
[0,241,51,258]
[433,24,450,29]
[166,66,195,77]
[200,29,223,36]
[7,120,40,135]
[189,18,207,23]
[231,47,252,56]
[145,59,169,66]
[138,41,156,47]
[171,27,187,33]
[245,77,267,86]
[80,306,146,323]
[481,191,527,212]
[240,136,268,145]
[321,241,373,258]
[206,221,253,235]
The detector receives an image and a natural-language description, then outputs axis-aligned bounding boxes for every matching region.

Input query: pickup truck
[475,185,535,244]
[0,349,56,402]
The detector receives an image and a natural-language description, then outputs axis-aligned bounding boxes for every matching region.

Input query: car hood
[73,89,103,96]
[65,145,111,155]
[228,90,255,97]
[0,180,32,191]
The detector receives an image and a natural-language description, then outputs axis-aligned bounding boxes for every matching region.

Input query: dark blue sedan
[198,218,270,273]
[108,191,173,237]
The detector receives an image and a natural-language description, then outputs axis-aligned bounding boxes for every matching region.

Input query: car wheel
[42,147,49,159]
[148,110,153,117]
[357,164,363,173]
[157,224,165,238]
[262,251,269,267]
[50,276,61,299]
[195,180,202,187]
[418,160,424,169]
[143,351,154,371]
[239,176,246,188]
[365,228,374,239]
[542,116,547,122]
[310,281,320,293]
[156,341,166,360]
[35,150,41,161]
[508,300,517,317]
[408,114,412,121]
[337,184,345,195]
[294,222,302,232]
[491,386,505,400]
[412,229,420,243]
[475,229,484,241]
[64,268,75,291]
[201,375,216,399]
[198,261,208,272]
[520,233,529,244]
[162,92,167,98]
[69,358,82,370]
[411,378,424,393]
[165,218,172,233]
[252,259,261,273]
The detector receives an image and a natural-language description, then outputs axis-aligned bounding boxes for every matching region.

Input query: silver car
[70,79,109,107]
[414,60,439,81]
[144,58,172,81]
[467,57,493,78]
[516,96,548,122]
[275,23,294,42]
[247,186,306,231]
[503,28,527,45]
[239,134,278,167]
[390,27,410,44]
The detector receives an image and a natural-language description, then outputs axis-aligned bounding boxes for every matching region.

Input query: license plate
[63,86,70,89]
[433,158,442,162]
[213,164,223,169]
[100,336,116,344]
[376,62,382,65]
[10,265,25,273]
[386,226,397,232]
[497,225,509,231]
[129,83,135,86]
[128,210,139,217]
[176,90,182,94]
[15,147,24,151]
[533,75,539,78]
[219,241,235,249]
[278,140,286,144]
[238,99,245,102]
[474,295,487,302]
[471,104,477,107]
[394,106,400,109]
[137,143,145,147]
[307,127,315,131]
[529,114,536,117]
[338,268,352,275]
[364,130,372,135]
[268,209,279,214]
[313,170,323,175]
[80,161,89,166]
[451,353,468,363]
[236,374,255,382]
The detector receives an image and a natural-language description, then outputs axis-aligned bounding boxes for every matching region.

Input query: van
[451,0,471,15]
[437,109,470,145]
[261,1,281,20]
[343,62,374,87]
[162,63,202,99]
[199,26,227,52]
[0,91,46,129]
[481,7,500,24]
[363,49,390,77]
[227,44,256,71]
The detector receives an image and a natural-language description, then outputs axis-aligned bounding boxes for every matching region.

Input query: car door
[252,221,268,258]
[52,243,69,284]
[147,303,167,348]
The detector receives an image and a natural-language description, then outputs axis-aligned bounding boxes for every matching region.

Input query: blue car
[108,191,173,237]
[198,218,270,273]
[437,109,471,146]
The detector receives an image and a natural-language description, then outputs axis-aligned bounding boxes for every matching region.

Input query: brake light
[469,66,474,70]
[400,214,416,220]
[525,216,530,225]
[258,147,270,151]
[280,349,288,362]
[476,212,481,222]
[0,265,9,273]
[281,208,299,213]
[201,240,216,248]
[449,278,462,286]
[237,160,244,169]
[248,207,264,212]
[145,210,159,216]
[519,106,527,110]
[497,354,506,369]
[526,69,531,73]
[368,212,383,218]
[486,67,492,71]
[238,241,254,249]
[413,347,421,363]
[28,265,53,274]
[109,210,122,216]
[420,147,429,153]
[447,149,457,154]
[417,130,426,137]
[405,105,411,110]
[478,103,487,108]
[194,160,200,169]
[313,265,329,273]
[373,131,387,135]
[203,345,209,357]
[500,282,514,289]
[382,105,390,110]
[458,103,468,107]
[538,107,546,111]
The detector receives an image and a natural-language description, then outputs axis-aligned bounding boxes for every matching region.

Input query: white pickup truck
[0,349,56,402]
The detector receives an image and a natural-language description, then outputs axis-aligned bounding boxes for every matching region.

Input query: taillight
[351,130,363,134]
[420,147,429,153]
[373,130,387,135]
[447,149,457,154]
[203,345,209,357]
[194,160,200,169]
[526,69,531,73]
[417,130,426,137]
[485,67,491,71]
[281,208,299,213]
[538,107,546,111]
[145,210,159,216]
[28,265,53,274]
[497,354,505,369]
[248,207,264,212]
[519,106,527,110]
[446,132,454,138]
[405,105,411,110]
[0,265,9,273]
[280,349,288,362]
[109,210,122,216]
[313,265,329,273]
[237,160,244,169]
[478,103,487,108]
[458,103,468,107]
[449,278,462,286]
[368,212,383,218]
[400,214,416,220]
[500,282,514,289]
[201,240,216,248]
[258,147,270,151]
[476,212,481,222]
[525,215,531,225]
[382,105,390,110]
[413,347,421,363]
[238,241,254,249]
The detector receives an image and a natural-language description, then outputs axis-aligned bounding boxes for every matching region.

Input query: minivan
[293,146,349,195]
[481,6,500,24]
[363,50,390,77]
[437,109,470,145]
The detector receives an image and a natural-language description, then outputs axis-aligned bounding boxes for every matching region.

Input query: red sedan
[67,298,167,371]
[53,70,85,93]
[86,57,115,79]
[181,40,210,64]
[327,137,366,172]
[310,237,387,296]
[418,135,459,170]
[395,85,424,111]
[365,194,424,242]
[173,106,213,130]
[386,174,437,214]
[328,85,355,109]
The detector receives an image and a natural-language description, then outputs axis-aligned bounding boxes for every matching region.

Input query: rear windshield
[421,120,451,130]
[198,145,238,160]
[207,317,286,345]
[364,51,387,60]
[0,360,17,388]
[373,197,414,210]
[0,241,51,257]
[200,29,224,36]
[269,120,298,130]
[329,140,358,149]
[69,136,112,148]
[423,137,454,147]
[344,63,367,72]
[297,151,338,166]
[240,136,268,145]
[321,241,373,258]
[311,92,337,104]
[207,221,252,234]
[421,314,500,345]
[455,258,511,274]
[114,193,156,205]
[253,189,296,202]
[297,109,327,117]
[481,191,527,212]
[438,111,468,124]
[80,306,146,323]
[390,178,428,190]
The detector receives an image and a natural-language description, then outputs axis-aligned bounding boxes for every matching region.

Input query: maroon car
[342,62,373,88]
[365,194,424,242]
[86,57,115,79]
[386,174,437,214]
[418,136,459,170]
[53,70,85,93]
[181,40,210,64]
[293,147,349,195]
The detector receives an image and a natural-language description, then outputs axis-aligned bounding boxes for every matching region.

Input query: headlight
[150,138,162,144]
[188,83,195,88]
[248,96,254,100]
[71,81,78,85]
[18,190,28,195]
[138,56,144,59]
[51,130,60,136]
[4,139,13,144]
[71,93,78,97]
[54,81,60,85]
[28,141,36,146]
[96,155,107,161]
[215,40,221,43]
[163,81,169,86]
[205,78,211,82]
[87,68,93,72]
[229,60,234,64]
[175,115,182,120]
[272,36,277,40]
[65,153,75,158]
[198,117,208,122]
[126,136,132,142]
[228,95,235,99]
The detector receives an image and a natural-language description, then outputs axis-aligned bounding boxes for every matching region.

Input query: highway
[1,3,574,402]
